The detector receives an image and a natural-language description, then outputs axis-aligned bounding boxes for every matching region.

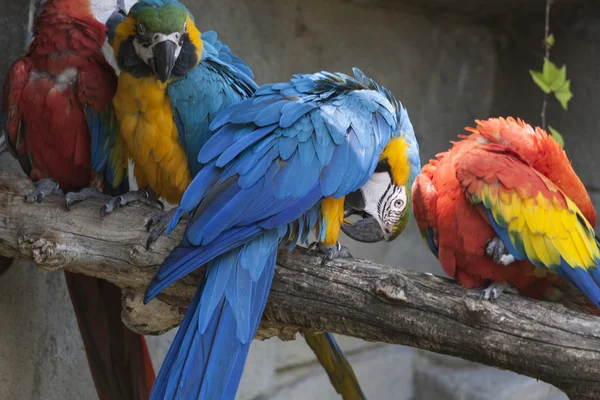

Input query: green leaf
[548,125,564,148]
[542,58,562,88]
[549,65,566,91]
[529,70,551,93]
[544,34,555,49]
[555,79,573,110]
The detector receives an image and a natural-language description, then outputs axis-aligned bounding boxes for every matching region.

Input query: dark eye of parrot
[136,22,145,35]
[394,199,404,208]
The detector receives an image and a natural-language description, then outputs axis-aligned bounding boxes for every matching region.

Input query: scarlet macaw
[412,117,600,310]
[106,1,394,398]
[143,68,420,400]
[1,0,155,399]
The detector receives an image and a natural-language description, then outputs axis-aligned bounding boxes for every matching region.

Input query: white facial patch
[134,32,183,68]
[360,172,407,235]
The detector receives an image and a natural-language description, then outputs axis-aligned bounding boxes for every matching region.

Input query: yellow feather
[112,17,136,59]
[379,137,410,185]
[531,232,552,266]
[521,197,538,233]
[497,189,514,222]
[185,16,204,65]
[521,224,537,261]
[321,197,345,245]
[113,73,192,204]
[544,236,561,266]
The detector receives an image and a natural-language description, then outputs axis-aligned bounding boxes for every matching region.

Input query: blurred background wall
[1,0,598,398]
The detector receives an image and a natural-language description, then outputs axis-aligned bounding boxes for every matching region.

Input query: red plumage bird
[1,0,156,398]
[413,117,600,313]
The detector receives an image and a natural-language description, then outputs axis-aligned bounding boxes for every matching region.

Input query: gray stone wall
[0,0,596,398]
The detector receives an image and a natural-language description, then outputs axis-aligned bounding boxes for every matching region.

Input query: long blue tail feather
[150,241,278,400]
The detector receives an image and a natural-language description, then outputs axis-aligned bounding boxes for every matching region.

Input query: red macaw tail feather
[64,271,156,400]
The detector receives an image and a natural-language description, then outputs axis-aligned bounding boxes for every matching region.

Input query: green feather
[132,3,187,33]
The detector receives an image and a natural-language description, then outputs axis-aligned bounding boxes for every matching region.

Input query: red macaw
[1,0,156,399]
[412,117,600,312]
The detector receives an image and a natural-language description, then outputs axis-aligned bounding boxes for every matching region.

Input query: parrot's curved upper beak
[341,190,387,243]
[153,40,177,83]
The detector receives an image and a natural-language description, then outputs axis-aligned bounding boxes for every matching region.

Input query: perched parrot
[412,117,600,311]
[102,0,257,248]
[143,68,420,400]
[106,1,384,398]
[1,0,156,399]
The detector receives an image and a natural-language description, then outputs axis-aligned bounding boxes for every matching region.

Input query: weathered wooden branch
[1,171,599,399]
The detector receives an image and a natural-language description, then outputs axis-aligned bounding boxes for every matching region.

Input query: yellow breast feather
[113,73,191,204]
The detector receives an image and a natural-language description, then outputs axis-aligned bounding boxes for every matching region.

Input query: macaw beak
[341,190,386,243]
[153,40,177,83]
[341,216,385,243]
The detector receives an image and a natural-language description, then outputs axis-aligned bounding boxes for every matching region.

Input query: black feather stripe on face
[117,36,154,77]
[171,33,198,78]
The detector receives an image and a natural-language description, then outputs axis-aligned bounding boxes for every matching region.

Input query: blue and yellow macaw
[144,68,420,400]
[103,0,257,246]
[106,1,386,398]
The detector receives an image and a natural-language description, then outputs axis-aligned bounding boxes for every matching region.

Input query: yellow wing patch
[481,179,600,271]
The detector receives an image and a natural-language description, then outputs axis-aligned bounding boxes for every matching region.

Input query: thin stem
[540,0,553,130]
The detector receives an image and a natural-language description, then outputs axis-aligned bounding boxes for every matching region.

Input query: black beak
[342,190,386,243]
[341,217,385,243]
[153,40,177,83]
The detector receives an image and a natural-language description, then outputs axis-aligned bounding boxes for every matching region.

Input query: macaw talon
[145,208,187,250]
[485,236,515,266]
[480,281,518,302]
[100,189,163,218]
[317,242,353,267]
[24,178,63,204]
[65,186,105,210]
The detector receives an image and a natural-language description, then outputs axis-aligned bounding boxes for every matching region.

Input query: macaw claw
[485,236,515,266]
[145,208,187,250]
[24,178,63,204]
[65,186,105,210]
[100,189,164,217]
[313,241,353,267]
[480,281,519,302]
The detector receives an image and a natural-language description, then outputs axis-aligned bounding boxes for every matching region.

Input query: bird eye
[394,199,404,208]
[136,22,145,35]
[153,34,160,41]
[174,33,180,40]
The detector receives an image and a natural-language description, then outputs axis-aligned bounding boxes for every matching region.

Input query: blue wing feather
[86,106,129,195]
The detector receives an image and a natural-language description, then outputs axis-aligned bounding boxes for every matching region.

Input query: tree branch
[1,171,599,399]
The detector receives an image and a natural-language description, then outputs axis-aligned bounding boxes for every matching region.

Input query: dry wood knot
[18,234,67,271]
[373,276,409,303]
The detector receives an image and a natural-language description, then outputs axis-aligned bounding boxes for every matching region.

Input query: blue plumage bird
[145,68,420,400]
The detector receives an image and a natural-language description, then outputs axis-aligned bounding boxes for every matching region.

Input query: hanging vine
[528,0,573,148]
